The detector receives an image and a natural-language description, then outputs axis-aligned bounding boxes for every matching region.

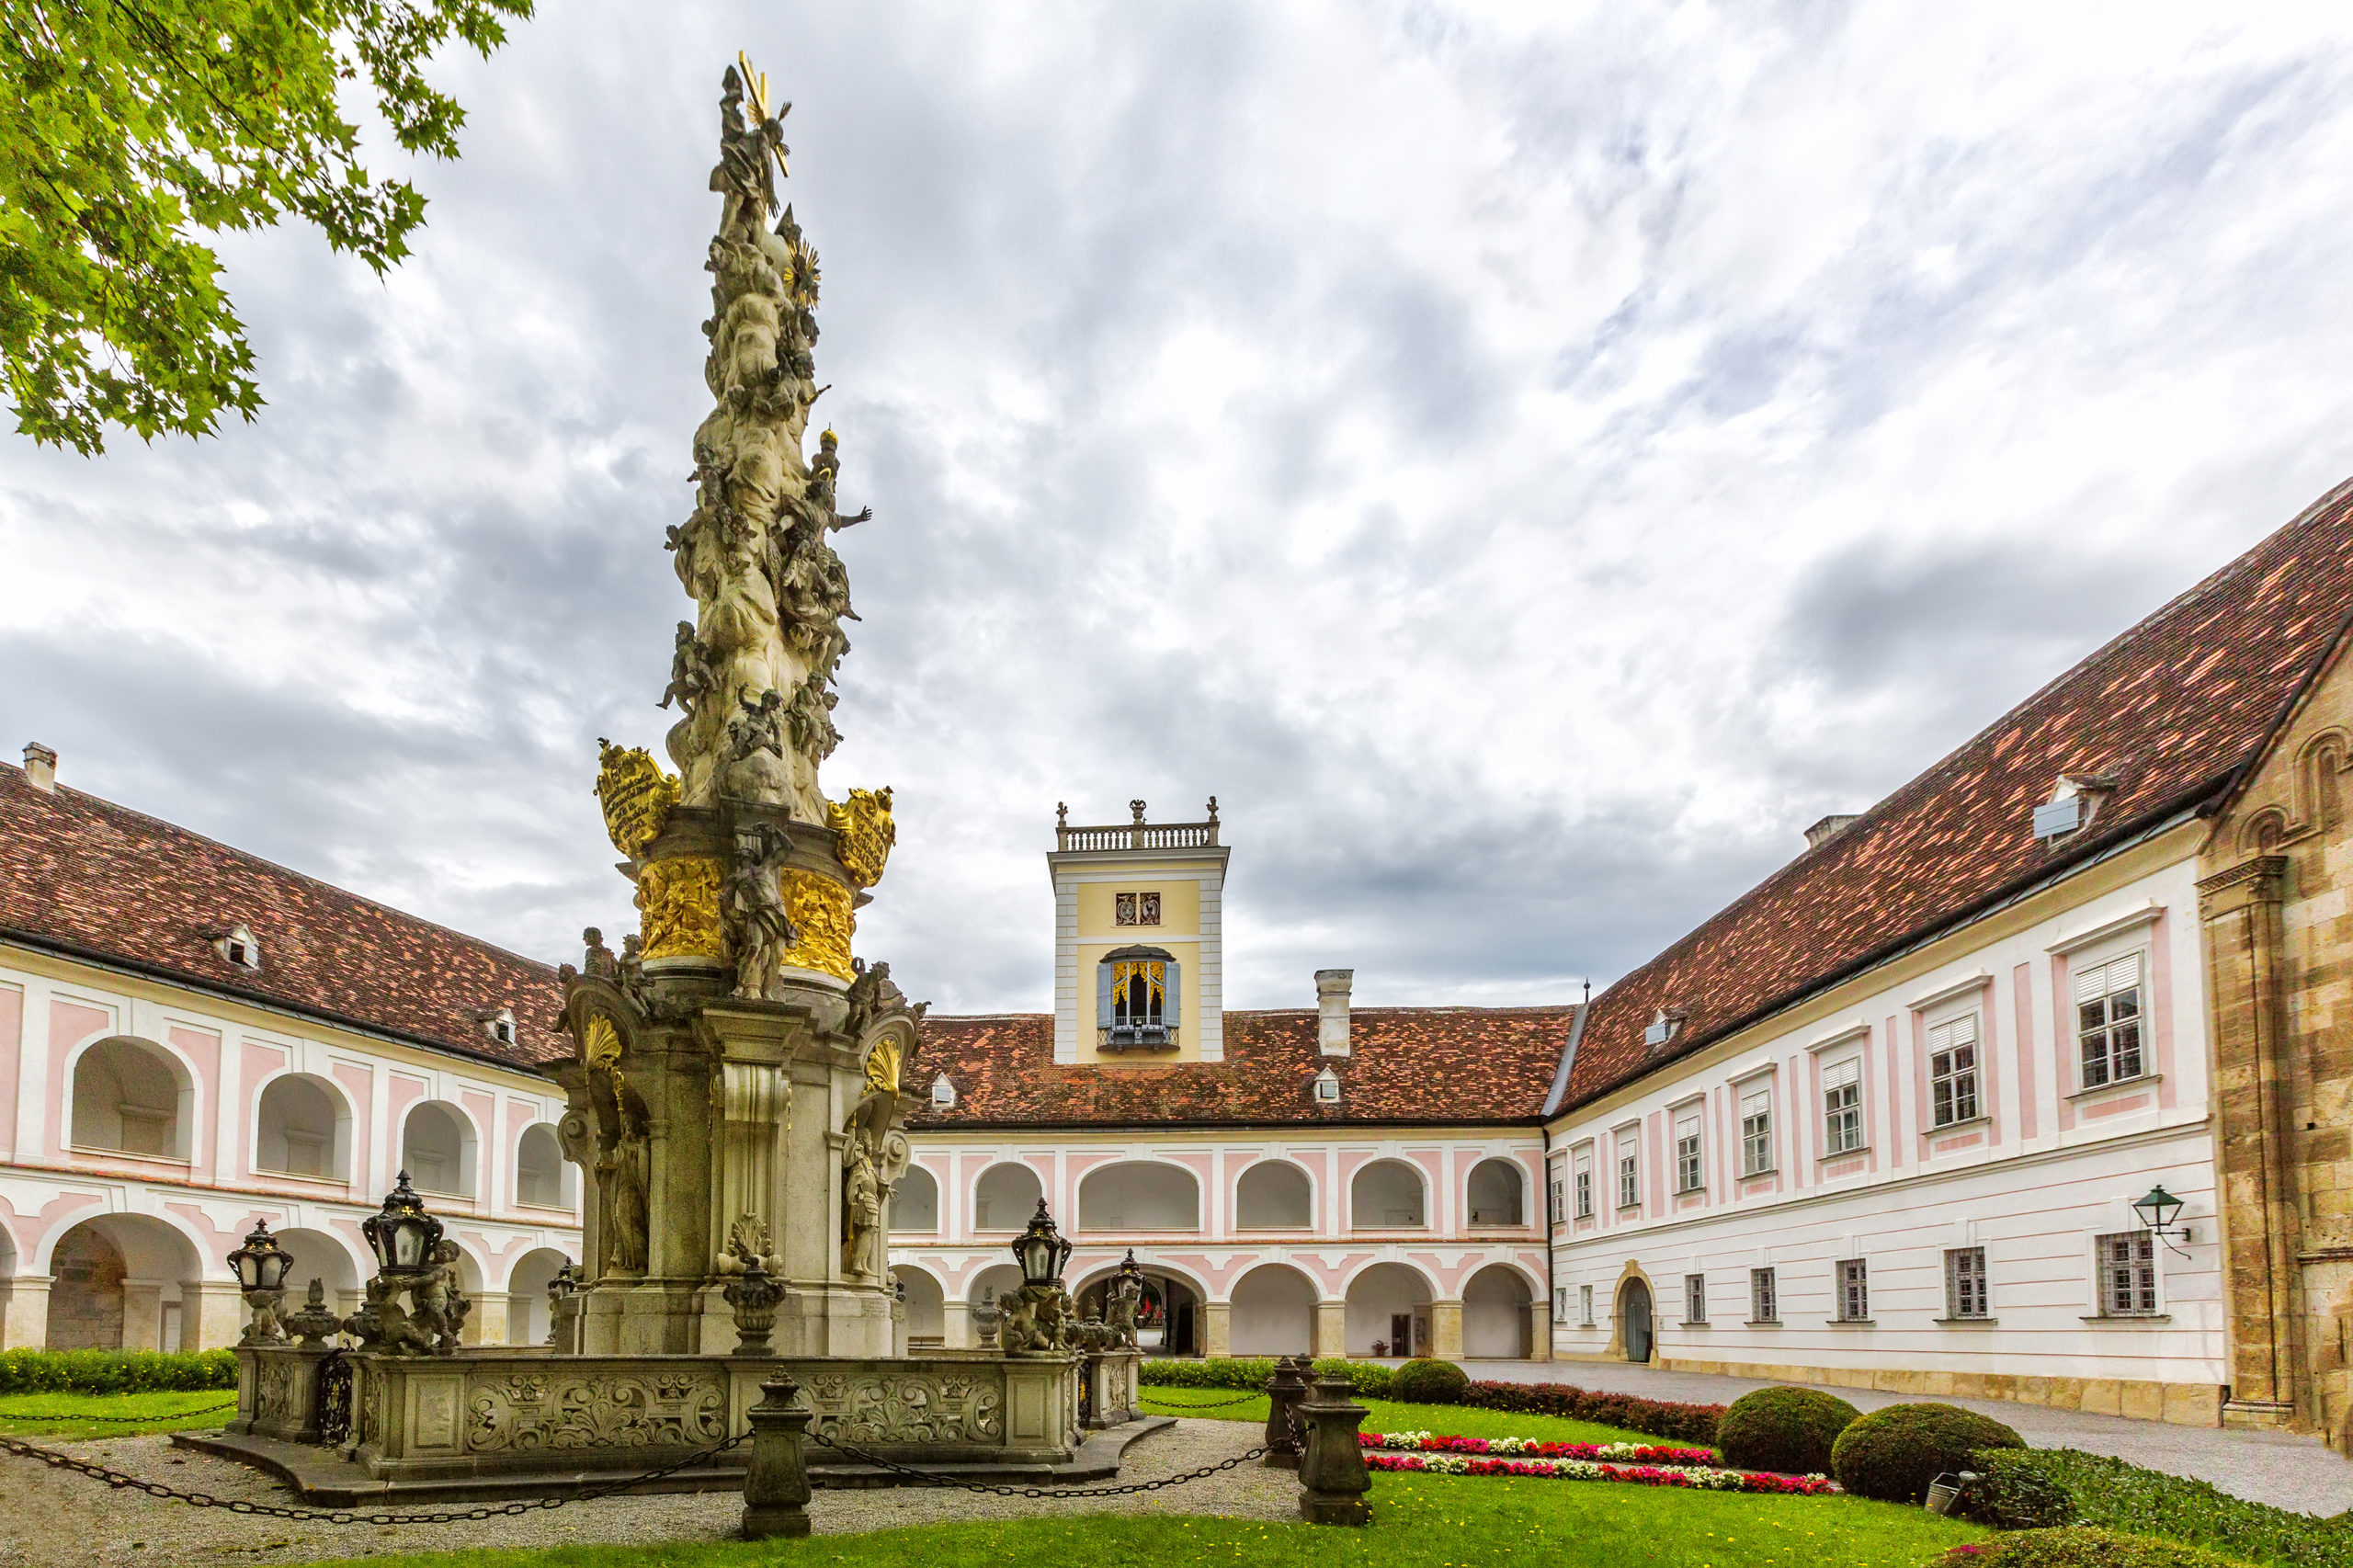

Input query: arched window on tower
[1097,945,1179,1051]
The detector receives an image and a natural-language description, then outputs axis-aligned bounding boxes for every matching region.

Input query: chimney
[21,743,56,793]
[1315,969,1353,1057]
[1803,813,1859,851]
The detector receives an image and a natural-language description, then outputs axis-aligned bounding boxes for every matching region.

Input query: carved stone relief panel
[464,1369,727,1452]
[801,1368,1004,1444]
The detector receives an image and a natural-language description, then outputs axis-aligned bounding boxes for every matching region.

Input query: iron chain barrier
[803,1426,1268,1498]
[4,1400,238,1426]
[0,1427,749,1526]
[1135,1390,1265,1412]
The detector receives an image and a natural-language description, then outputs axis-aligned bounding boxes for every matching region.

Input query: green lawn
[0,1389,239,1437]
[295,1471,1982,1568]
[1135,1389,1684,1449]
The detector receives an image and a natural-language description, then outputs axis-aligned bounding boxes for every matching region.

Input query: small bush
[0,1348,238,1394]
[1967,1449,2080,1531]
[1949,1526,2253,1567]
[1714,1385,1860,1476]
[1391,1358,1469,1405]
[1989,1449,2353,1568]
[1135,1358,1393,1398]
[1459,1380,1723,1444]
[1830,1402,2024,1504]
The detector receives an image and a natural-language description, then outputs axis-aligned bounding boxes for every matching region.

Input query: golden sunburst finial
[736,50,789,178]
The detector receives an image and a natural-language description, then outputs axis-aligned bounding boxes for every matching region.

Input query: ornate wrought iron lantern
[1112,1247,1144,1310]
[1012,1198,1073,1290]
[361,1170,444,1276]
[227,1219,294,1294]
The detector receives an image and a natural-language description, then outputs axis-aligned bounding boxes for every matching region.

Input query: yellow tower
[1050,799,1229,1063]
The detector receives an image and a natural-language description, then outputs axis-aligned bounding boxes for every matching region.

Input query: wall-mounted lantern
[2131,1183,2193,1256]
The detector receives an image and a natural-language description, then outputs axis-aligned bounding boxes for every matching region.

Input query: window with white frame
[1824,1057,1864,1153]
[1740,1085,1772,1176]
[1552,1287,1569,1324]
[1547,1166,1564,1226]
[1836,1258,1870,1321]
[1580,1283,1595,1325]
[1944,1246,1989,1319]
[1684,1272,1707,1324]
[1749,1267,1777,1323]
[1574,1150,1594,1219]
[1617,1135,1640,1209]
[1674,1109,1703,1193]
[1929,1015,1981,1128]
[2077,954,2145,1089]
[2097,1231,2159,1316]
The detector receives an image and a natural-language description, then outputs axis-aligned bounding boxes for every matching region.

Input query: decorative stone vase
[724,1257,786,1356]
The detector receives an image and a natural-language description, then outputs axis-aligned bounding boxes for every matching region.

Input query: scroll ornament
[826,786,896,888]
[596,741,680,857]
[776,868,854,981]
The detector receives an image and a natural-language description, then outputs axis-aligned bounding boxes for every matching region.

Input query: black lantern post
[361,1170,445,1278]
[227,1218,295,1344]
[2131,1184,2193,1254]
[1012,1199,1074,1290]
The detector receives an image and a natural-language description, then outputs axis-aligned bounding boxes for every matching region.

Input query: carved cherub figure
[786,671,841,761]
[807,429,872,531]
[657,621,718,714]
[729,688,787,761]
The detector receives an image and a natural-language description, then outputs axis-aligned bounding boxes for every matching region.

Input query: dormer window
[1643,1006,1686,1048]
[1097,945,1180,1051]
[1313,1066,1341,1103]
[929,1074,956,1109]
[481,1006,517,1046]
[215,924,261,971]
[2034,773,2118,842]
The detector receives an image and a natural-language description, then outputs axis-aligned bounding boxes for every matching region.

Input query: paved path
[1458,1358,2353,1517]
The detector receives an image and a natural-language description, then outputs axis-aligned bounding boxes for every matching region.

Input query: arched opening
[1619,1277,1654,1364]
[1344,1261,1432,1358]
[402,1102,477,1199]
[255,1074,350,1180]
[1076,1163,1200,1233]
[70,1038,191,1160]
[1229,1264,1317,1355]
[1348,1160,1427,1230]
[514,1124,574,1209]
[890,1165,939,1233]
[967,1262,1025,1345]
[1463,1263,1534,1358]
[506,1246,573,1346]
[1234,1161,1313,1229]
[43,1215,201,1352]
[971,1163,1042,1233]
[1466,1159,1526,1227]
[272,1226,363,1322]
[894,1267,945,1346]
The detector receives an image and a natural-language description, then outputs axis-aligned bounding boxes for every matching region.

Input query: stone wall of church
[2201,634,2353,1453]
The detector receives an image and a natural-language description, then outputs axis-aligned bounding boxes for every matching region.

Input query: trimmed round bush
[1390,1358,1470,1405]
[1830,1402,2025,1503]
[1714,1385,1861,1475]
[1967,1449,2080,1531]
[1957,1527,2248,1567]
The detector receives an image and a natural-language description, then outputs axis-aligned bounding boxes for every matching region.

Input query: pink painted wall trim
[2013,962,2039,1141]
[47,1001,113,1158]
[2052,952,2076,1132]
[2151,914,2177,1109]
[0,986,20,1165]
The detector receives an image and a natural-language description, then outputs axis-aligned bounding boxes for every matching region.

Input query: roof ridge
[8,763,559,977]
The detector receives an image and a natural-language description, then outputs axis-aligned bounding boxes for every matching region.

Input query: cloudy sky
[8,2,2353,1015]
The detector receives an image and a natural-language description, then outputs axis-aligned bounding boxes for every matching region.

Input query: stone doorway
[1620,1277,1654,1364]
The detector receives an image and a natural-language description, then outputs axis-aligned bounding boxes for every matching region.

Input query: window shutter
[1096,961,1114,1028]
[1164,960,1181,1029]
[1676,1112,1699,1142]
[1741,1090,1768,1119]
[2075,953,2139,1005]
[1928,1015,1977,1055]
[1824,1057,1859,1091]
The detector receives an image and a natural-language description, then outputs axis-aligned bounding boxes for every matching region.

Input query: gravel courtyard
[0,1419,1288,1568]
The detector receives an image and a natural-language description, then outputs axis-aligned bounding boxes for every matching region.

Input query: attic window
[1313,1066,1341,1103]
[215,924,261,971]
[2034,774,2117,842]
[481,1006,517,1046]
[929,1074,956,1109]
[1643,1007,1686,1049]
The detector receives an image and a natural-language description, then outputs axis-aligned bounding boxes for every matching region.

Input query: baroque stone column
[2200,855,2302,1426]
[1428,1300,1464,1361]
[1313,1301,1347,1359]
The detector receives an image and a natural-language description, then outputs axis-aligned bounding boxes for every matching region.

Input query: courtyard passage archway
[1229,1263,1317,1356]
[1463,1263,1533,1358]
[1345,1261,1432,1358]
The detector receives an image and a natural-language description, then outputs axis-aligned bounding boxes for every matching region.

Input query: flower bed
[1357,1428,1836,1494]
[1361,1429,1718,1466]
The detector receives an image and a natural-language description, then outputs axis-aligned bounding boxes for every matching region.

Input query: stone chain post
[1262,1354,1309,1470]
[742,1372,814,1540]
[1294,1370,1372,1525]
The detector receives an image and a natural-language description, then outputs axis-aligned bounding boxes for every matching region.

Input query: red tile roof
[1559,478,2353,1114]
[0,763,567,1071]
[909,1006,1576,1128]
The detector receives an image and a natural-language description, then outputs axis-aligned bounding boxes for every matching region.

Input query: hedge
[1139,1358,1395,1398]
[1714,1386,1860,1476]
[0,1348,239,1394]
[1391,1358,1470,1405]
[1984,1449,2353,1568]
[1830,1403,2024,1504]
[1946,1527,2257,1568]
[1460,1381,1724,1445]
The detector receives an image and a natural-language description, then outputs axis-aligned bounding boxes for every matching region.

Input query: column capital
[2198,854,2288,915]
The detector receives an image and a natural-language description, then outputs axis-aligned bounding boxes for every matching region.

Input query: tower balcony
[1098,1023,1180,1051]
[1056,798,1219,852]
